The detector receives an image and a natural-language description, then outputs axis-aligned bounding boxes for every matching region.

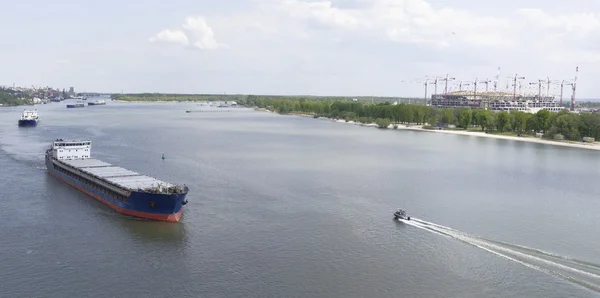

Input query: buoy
[162,153,165,160]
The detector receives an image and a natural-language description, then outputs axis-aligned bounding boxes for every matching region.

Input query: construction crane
[480,79,492,92]
[546,77,552,97]
[529,79,544,100]
[473,78,479,101]
[457,80,471,91]
[512,74,526,101]
[420,77,437,106]
[560,80,574,106]
[571,66,579,111]
[494,67,500,91]
[441,74,456,96]
[430,76,441,96]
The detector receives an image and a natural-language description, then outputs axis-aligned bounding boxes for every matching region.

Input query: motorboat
[393,209,410,220]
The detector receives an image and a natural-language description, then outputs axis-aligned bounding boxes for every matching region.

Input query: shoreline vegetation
[115,93,600,150]
[110,93,411,104]
[259,107,600,151]
[0,88,30,106]
[248,98,600,152]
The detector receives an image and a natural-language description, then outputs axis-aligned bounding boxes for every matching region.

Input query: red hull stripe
[49,171,182,222]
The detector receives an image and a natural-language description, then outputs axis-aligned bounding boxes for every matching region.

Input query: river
[1,99,599,297]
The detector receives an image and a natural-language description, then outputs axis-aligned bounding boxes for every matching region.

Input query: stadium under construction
[430,91,564,113]
[419,66,579,113]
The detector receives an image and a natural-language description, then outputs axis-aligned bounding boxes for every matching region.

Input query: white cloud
[263,0,600,69]
[517,8,600,37]
[181,16,224,50]
[277,0,361,28]
[149,16,225,50]
[148,29,189,45]
[277,0,514,48]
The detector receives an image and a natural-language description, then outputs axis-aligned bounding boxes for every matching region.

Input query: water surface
[0,99,599,297]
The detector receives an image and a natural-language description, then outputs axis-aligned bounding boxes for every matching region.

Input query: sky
[1,0,599,98]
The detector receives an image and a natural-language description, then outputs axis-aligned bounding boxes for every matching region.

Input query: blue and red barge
[45,139,189,222]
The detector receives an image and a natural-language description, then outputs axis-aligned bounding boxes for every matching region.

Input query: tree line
[111,93,420,105]
[0,88,29,106]
[248,96,600,141]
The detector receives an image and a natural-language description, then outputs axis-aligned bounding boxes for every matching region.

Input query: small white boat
[88,100,106,106]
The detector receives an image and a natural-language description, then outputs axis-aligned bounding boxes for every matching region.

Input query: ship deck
[60,158,174,190]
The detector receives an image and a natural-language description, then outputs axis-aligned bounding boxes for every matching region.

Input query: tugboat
[393,209,410,220]
[18,109,39,127]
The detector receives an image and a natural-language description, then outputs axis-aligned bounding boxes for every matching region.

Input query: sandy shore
[324,118,600,151]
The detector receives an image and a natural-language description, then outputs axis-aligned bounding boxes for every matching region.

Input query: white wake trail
[397,218,600,293]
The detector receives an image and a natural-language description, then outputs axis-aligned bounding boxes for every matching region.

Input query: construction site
[430,91,564,113]
[412,67,579,113]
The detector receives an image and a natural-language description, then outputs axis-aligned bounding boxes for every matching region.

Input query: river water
[1,99,600,297]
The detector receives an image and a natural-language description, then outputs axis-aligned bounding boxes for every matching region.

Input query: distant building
[69,87,74,95]
[430,91,563,113]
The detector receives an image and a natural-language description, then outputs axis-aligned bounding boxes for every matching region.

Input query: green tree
[535,109,551,133]
[441,109,456,125]
[476,110,492,131]
[579,113,600,140]
[413,107,426,124]
[526,116,537,133]
[551,113,581,140]
[427,115,437,127]
[458,108,472,129]
[375,118,391,128]
[512,111,528,134]
[495,111,511,132]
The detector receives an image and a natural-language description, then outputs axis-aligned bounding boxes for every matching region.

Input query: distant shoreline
[111,100,171,103]
[332,119,600,151]
[111,100,225,103]
[256,108,600,152]
[392,123,600,151]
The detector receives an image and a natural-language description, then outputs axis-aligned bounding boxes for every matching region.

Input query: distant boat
[88,100,106,106]
[18,109,39,127]
[66,101,85,108]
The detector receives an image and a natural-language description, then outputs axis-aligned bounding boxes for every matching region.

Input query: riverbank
[111,100,174,103]
[306,114,600,152]
[396,124,600,151]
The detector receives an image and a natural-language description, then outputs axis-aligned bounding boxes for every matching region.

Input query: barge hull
[45,156,185,222]
[18,119,38,127]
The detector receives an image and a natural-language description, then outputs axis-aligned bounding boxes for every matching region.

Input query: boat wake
[399,218,600,293]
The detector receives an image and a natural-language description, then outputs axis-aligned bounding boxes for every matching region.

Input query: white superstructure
[20,109,39,120]
[51,139,91,160]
